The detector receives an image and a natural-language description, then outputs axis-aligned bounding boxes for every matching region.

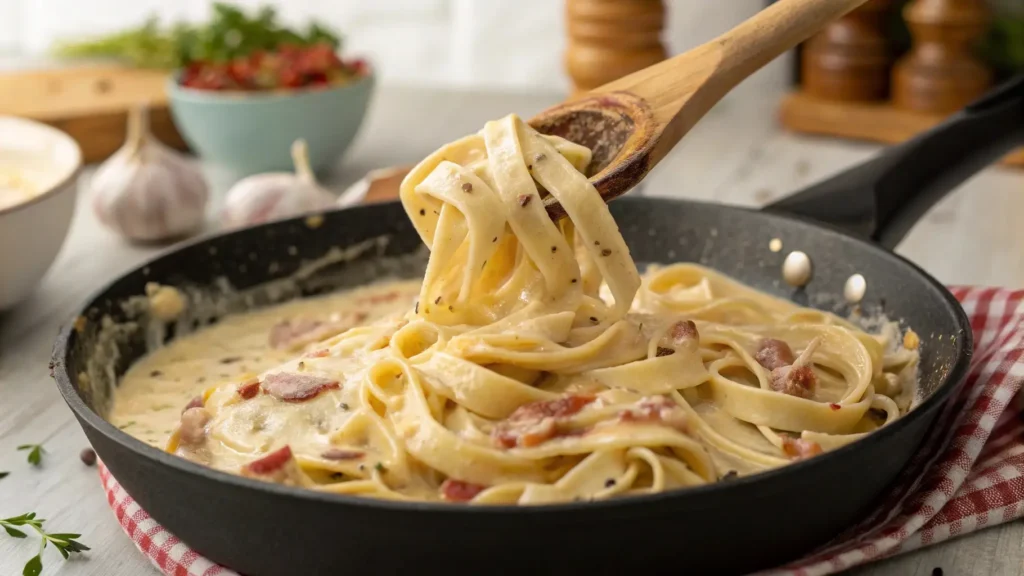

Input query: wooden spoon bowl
[529,0,871,219]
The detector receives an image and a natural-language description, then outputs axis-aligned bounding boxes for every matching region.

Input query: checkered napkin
[98,287,1024,576]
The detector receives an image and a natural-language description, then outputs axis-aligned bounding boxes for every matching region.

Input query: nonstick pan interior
[53,197,971,576]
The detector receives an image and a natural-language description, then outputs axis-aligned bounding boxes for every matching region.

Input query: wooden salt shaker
[893,0,992,114]
[801,0,895,102]
[564,0,667,95]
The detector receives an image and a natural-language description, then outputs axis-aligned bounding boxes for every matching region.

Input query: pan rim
[51,197,973,517]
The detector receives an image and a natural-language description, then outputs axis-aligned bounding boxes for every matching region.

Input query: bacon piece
[492,394,595,448]
[767,337,821,398]
[241,445,312,487]
[181,395,203,414]
[268,311,369,350]
[670,320,699,352]
[261,372,339,402]
[321,448,364,461]
[246,446,294,475]
[769,365,817,398]
[441,479,487,502]
[618,396,689,433]
[237,378,260,399]
[754,338,795,371]
[179,407,210,444]
[782,436,823,460]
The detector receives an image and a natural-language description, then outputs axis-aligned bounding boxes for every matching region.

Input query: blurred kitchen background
[0,0,790,92]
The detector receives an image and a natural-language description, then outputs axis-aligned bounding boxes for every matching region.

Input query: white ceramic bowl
[0,116,82,309]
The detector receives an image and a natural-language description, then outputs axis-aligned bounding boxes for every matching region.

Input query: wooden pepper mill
[892,0,992,114]
[564,0,667,95]
[801,0,895,102]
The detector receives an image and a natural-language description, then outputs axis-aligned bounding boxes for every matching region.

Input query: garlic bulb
[91,105,209,242]
[220,139,335,229]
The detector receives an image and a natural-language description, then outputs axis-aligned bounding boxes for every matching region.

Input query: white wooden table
[1,82,1022,576]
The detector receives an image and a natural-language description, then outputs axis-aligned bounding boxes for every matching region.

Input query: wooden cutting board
[0,64,189,163]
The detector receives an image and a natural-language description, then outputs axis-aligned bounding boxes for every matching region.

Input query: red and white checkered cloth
[98,286,1024,576]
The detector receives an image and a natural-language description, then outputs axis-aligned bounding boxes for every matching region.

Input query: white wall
[0,0,785,92]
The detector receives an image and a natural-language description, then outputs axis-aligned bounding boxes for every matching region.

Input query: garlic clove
[91,104,209,242]
[219,138,335,229]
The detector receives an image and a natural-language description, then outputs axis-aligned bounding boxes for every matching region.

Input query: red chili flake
[829,403,841,411]
[245,446,294,475]
[304,348,330,358]
[238,379,261,400]
[441,479,487,502]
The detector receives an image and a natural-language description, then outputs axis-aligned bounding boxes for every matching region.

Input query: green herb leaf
[0,471,9,480]
[4,526,27,538]
[16,444,45,466]
[22,554,42,576]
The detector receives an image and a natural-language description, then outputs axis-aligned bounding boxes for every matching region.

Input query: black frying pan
[52,74,1024,576]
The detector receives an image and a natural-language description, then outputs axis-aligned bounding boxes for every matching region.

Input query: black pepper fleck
[590,316,599,323]
[219,356,242,364]
[434,296,442,304]
[518,194,532,207]
[594,241,600,245]
[340,403,350,411]
[462,182,473,193]
[551,246,557,253]
[419,209,426,216]
[448,305,454,312]
[415,301,419,314]
[493,236,498,243]
[150,370,163,377]
[527,164,533,170]
[604,478,616,488]
[571,278,578,284]
[722,470,739,481]
[656,347,675,357]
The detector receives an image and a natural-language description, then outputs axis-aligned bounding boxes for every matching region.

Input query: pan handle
[766,73,1024,250]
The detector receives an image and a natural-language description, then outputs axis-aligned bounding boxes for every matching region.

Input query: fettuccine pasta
[153,114,919,504]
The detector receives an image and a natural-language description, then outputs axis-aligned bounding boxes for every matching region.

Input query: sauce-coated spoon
[530,0,869,219]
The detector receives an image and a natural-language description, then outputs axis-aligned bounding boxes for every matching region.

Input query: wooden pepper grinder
[564,0,667,96]
[801,0,895,102]
[892,0,992,114]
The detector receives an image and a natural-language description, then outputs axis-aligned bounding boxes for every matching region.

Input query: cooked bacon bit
[518,194,532,207]
[767,337,821,398]
[269,318,322,349]
[238,378,261,399]
[903,329,920,350]
[656,347,675,357]
[179,407,210,444]
[245,446,294,475]
[671,320,698,342]
[769,365,817,398]
[782,436,823,460]
[321,448,364,461]
[618,396,689,433]
[755,338,795,370]
[261,372,339,402]
[441,479,487,502]
[304,348,330,358]
[492,394,596,448]
[829,403,842,411]
[181,395,203,414]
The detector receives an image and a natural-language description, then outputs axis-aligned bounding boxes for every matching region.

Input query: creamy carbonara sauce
[109,114,920,504]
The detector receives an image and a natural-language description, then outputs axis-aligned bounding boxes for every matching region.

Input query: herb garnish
[1,512,89,575]
[16,444,44,467]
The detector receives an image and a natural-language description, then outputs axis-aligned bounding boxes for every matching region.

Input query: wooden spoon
[529,0,869,219]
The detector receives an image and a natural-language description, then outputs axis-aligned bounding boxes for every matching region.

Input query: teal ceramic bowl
[167,71,374,176]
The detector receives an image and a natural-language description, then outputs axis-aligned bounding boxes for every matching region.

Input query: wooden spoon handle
[592,0,870,160]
